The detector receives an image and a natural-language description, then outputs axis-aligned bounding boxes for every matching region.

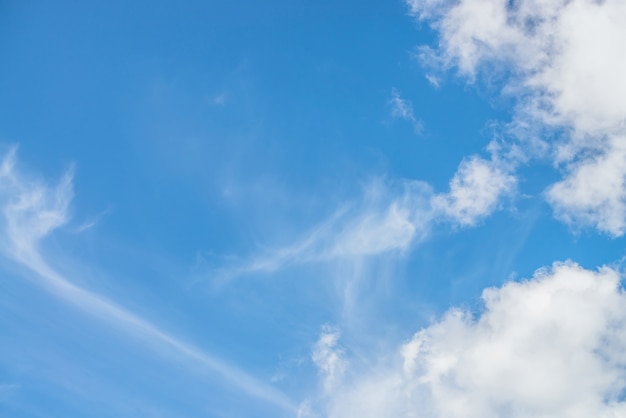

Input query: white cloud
[433,155,517,226]
[0,148,296,412]
[389,89,424,134]
[408,0,626,235]
[317,262,626,417]
[547,135,626,236]
[312,325,346,395]
[71,207,112,234]
[213,179,435,283]
[203,179,437,329]
[424,74,440,88]
[297,400,317,418]
[212,158,519,287]
[331,180,433,257]
[0,147,73,260]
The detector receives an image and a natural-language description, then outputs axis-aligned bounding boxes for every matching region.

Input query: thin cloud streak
[0,148,296,413]
[21,254,296,412]
[71,207,112,233]
[389,88,424,134]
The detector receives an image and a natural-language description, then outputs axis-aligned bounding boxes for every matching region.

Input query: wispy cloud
[209,154,520,291]
[0,148,296,413]
[424,74,440,88]
[389,88,424,134]
[217,148,521,278]
[201,163,519,334]
[212,92,228,106]
[209,178,435,284]
[71,207,112,234]
[312,325,346,395]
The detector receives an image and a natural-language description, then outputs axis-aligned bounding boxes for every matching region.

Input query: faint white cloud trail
[389,88,424,134]
[0,147,296,413]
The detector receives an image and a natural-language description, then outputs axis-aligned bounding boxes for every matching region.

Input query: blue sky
[2,1,626,417]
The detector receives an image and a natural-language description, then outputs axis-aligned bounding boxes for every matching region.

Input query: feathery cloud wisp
[0,148,296,412]
[389,89,424,134]
[312,325,346,395]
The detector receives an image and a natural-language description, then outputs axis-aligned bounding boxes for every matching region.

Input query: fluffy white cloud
[409,0,626,235]
[547,135,626,235]
[317,262,626,418]
[433,155,516,226]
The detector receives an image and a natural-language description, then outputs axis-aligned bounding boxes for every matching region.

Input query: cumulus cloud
[547,135,626,235]
[316,262,626,418]
[408,0,626,235]
[0,148,295,412]
[433,155,516,226]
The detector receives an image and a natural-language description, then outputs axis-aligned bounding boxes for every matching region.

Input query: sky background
[2,1,626,417]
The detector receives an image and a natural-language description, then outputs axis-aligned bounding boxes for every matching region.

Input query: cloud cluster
[409,0,626,235]
[314,262,626,418]
[227,4,626,416]
[304,5,626,414]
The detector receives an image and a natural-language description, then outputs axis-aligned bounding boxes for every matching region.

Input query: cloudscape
[1,1,626,417]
